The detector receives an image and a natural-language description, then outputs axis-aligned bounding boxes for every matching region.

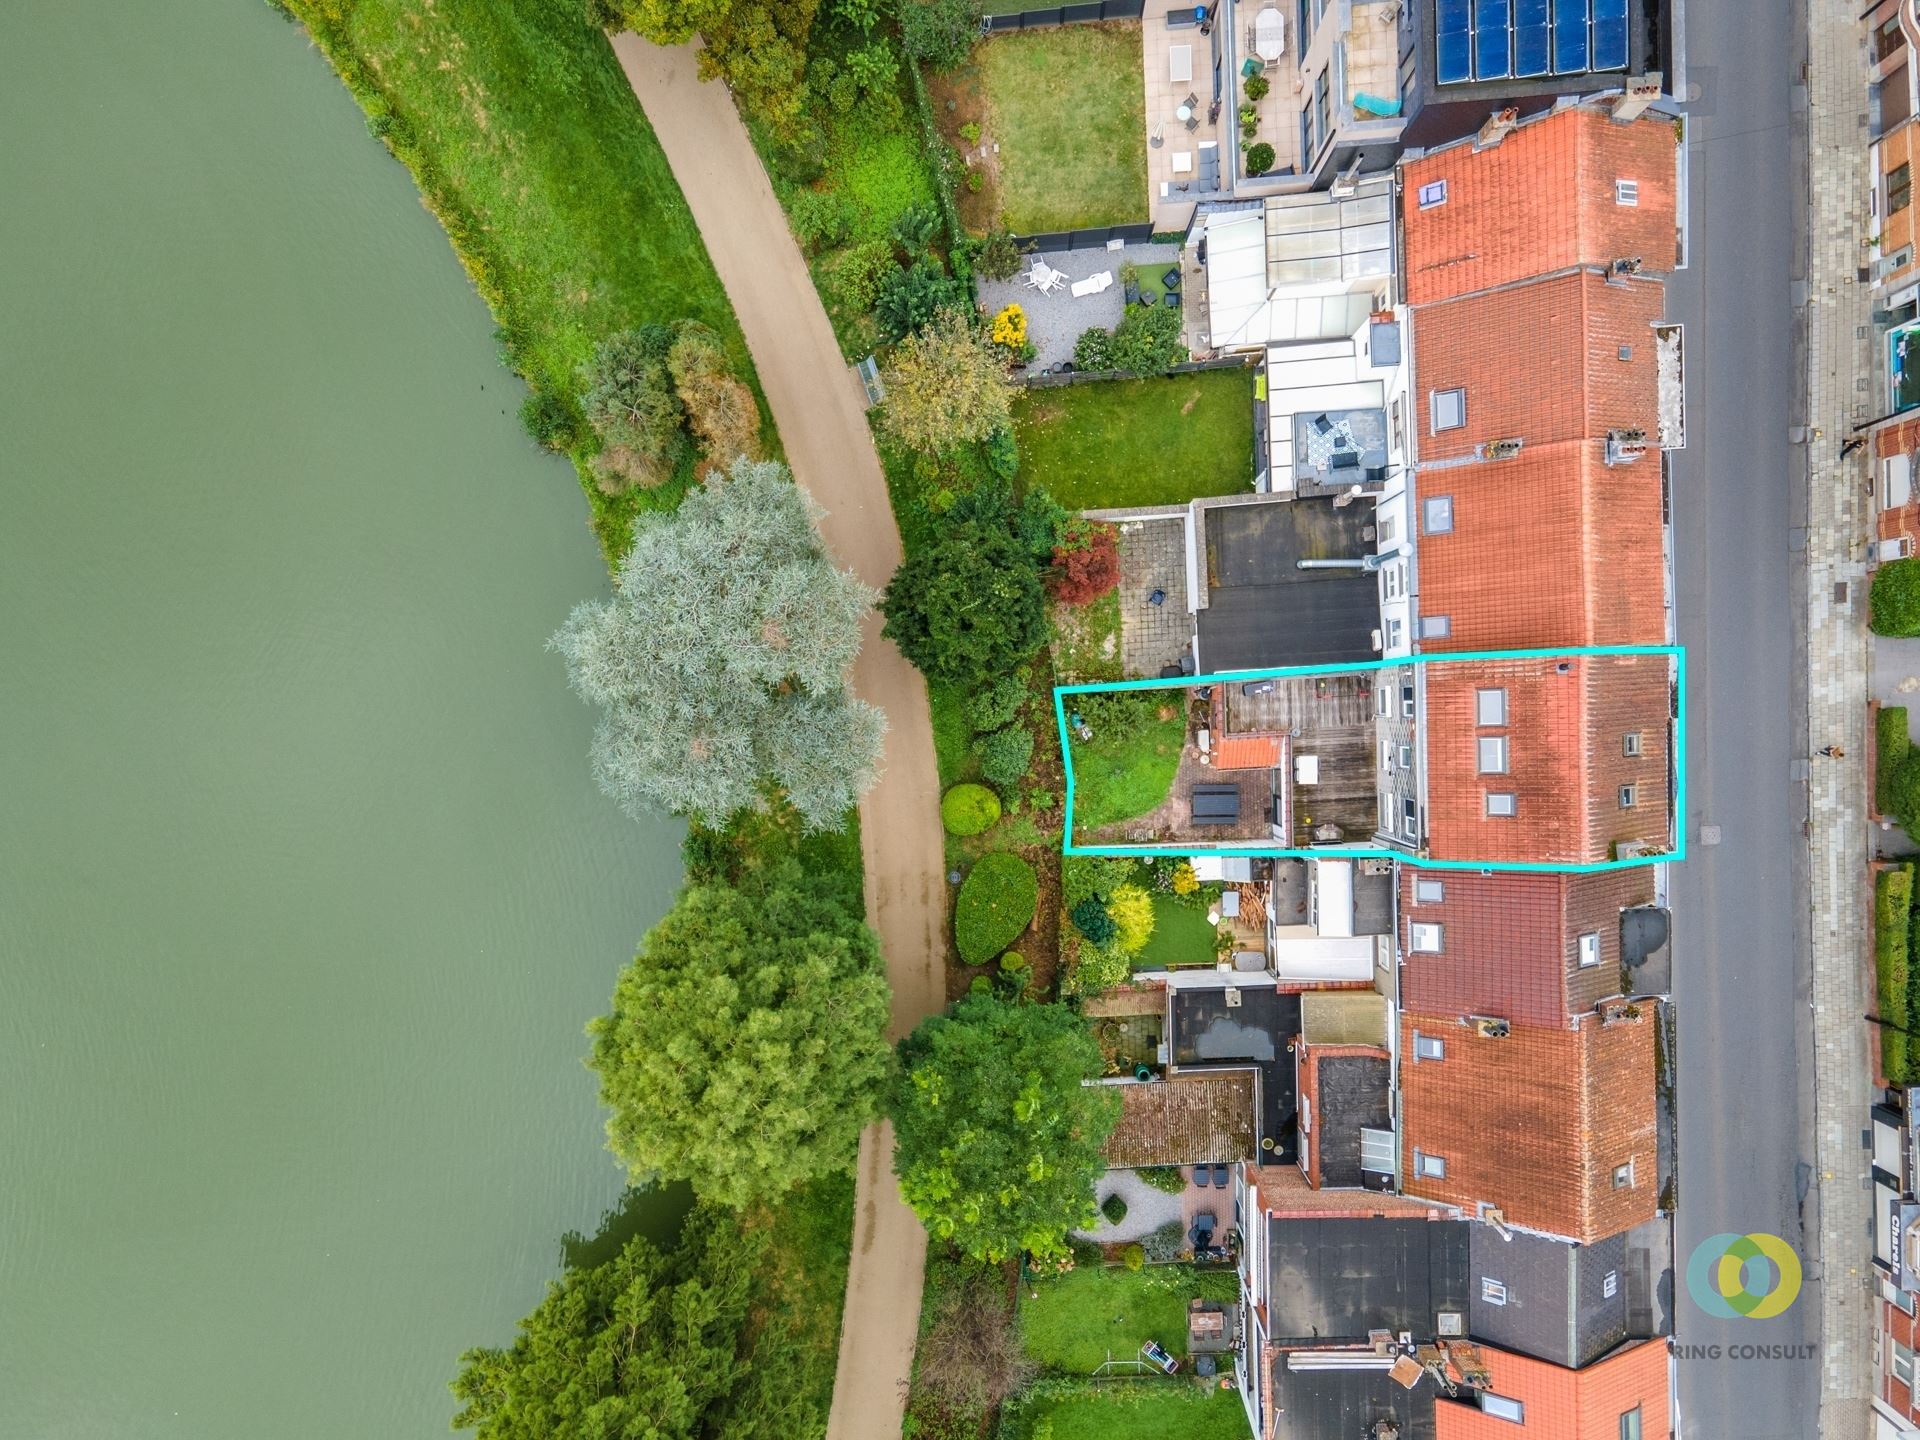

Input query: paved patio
[1142,0,1227,230]
[1114,515,1193,677]
[977,243,1180,371]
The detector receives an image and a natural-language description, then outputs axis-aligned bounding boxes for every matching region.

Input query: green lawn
[1134,894,1218,971]
[1004,1385,1251,1440]
[1020,1265,1241,1373]
[1016,372,1257,511]
[1052,589,1123,685]
[1069,705,1186,832]
[977,27,1148,233]
[285,0,768,560]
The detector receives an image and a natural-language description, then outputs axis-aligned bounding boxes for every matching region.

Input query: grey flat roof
[1196,499,1380,672]
[1267,1216,1471,1344]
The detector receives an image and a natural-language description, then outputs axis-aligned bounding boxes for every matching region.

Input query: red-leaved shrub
[1047,522,1120,606]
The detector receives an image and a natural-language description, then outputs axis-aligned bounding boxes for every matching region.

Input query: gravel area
[1072,1167,1190,1243]
[977,243,1182,370]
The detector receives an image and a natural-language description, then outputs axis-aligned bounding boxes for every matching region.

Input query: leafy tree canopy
[589,868,893,1206]
[899,0,983,69]
[612,0,820,137]
[449,1216,758,1440]
[1874,557,1920,636]
[880,308,1014,455]
[890,994,1120,1262]
[874,259,973,343]
[552,457,883,830]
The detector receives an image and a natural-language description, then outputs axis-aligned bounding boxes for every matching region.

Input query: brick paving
[1802,0,1876,1430]
[1115,515,1195,677]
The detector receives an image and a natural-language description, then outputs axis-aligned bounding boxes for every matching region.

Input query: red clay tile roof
[1215,732,1286,770]
[1413,441,1666,653]
[1397,869,1656,1028]
[1435,1339,1672,1440]
[1103,1073,1257,1167]
[1399,1010,1658,1244]
[1402,107,1681,306]
[1411,272,1664,462]
[1251,1161,1452,1219]
[1422,654,1670,866]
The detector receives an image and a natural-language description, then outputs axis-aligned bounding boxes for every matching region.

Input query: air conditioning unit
[1482,437,1523,460]
[1609,256,1645,277]
[1472,1016,1511,1039]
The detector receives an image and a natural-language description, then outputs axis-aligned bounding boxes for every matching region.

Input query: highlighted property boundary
[1054,644,1687,873]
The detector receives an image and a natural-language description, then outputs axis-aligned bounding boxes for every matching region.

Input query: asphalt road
[1666,0,1822,1435]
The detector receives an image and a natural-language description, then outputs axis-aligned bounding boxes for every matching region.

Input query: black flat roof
[1270,1360,1436,1440]
[1169,985,1301,1164]
[1267,1216,1471,1344]
[1195,500,1380,672]
[1313,1054,1392,1189]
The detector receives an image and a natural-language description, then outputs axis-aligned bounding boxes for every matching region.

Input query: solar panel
[1552,0,1590,72]
[1474,0,1511,79]
[1436,0,1473,83]
[1513,0,1551,75]
[1592,0,1629,69]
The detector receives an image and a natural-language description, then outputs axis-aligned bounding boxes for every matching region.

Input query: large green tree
[607,0,819,137]
[449,1215,758,1439]
[890,994,1120,1262]
[552,457,884,830]
[880,512,1049,686]
[588,870,893,1206]
[880,308,1014,455]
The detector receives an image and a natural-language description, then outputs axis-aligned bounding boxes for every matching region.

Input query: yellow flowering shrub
[990,303,1027,350]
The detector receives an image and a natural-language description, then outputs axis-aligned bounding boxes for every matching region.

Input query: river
[0,4,685,1435]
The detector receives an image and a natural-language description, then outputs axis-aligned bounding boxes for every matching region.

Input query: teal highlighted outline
[1054,644,1687,872]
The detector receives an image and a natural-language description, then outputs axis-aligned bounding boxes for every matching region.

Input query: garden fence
[982,0,1145,30]
[1019,353,1257,388]
[1013,222,1157,253]
[904,61,964,255]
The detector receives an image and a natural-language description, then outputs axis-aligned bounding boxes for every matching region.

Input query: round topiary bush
[976,725,1036,787]
[941,783,1003,836]
[1874,557,1920,635]
[1246,142,1276,176]
[954,852,1039,964]
[1123,1242,1145,1271]
[1102,1191,1129,1225]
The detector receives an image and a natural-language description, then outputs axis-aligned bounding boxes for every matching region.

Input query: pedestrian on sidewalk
[1816,745,1846,757]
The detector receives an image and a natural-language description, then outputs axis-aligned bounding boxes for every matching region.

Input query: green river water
[0,4,686,1435]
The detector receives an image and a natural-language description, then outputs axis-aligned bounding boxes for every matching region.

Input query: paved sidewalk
[611,36,951,1440]
[1802,0,1875,1431]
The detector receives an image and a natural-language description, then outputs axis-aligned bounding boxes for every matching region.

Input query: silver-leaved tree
[551,457,883,831]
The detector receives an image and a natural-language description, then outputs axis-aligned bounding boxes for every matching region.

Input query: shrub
[1142,1218,1187,1263]
[1105,884,1156,953]
[519,389,579,452]
[1072,944,1131,993]
[1070,895,1116,946]
[834,240,900,313]
[990,303,1028,351]
[1138,1166,1188,1194]
[1246,141,1277,176]
[1882,706,1912,817]
[892,204,942,260]
[1171,860,1200,896]
[959,121,982,144]
[942,782,1003,835]
[968,675,1028,733]
[1880,866,1915,1083]
[1876,558,1920,635]
[976,229,1026,283]
[668,322,758,466]
[1101,1191,1128,1225]
[1078,689,1170,743]
[1244,73,1270,100]
[901,0,984,69]
[985,425,1021,480]
[1122,1243,1145,1271]
[1895,751,1920,836]
[976,724,1036,786]
[1073,326,1115,371]
[965,168,984,194]
[1109,304,1187,376]
[791,186,857,252]
[1048,521,1121,606]
[954,852,1039,963]
[874,259,972,340]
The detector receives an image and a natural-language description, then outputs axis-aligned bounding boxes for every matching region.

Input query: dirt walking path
[612,35,947,1440]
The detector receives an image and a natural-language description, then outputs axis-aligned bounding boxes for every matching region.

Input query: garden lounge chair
[1193,1164,1211,1187]
[1211,1163,1229,1188]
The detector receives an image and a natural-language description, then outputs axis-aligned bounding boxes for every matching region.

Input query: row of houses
[1084,98,1683,1440]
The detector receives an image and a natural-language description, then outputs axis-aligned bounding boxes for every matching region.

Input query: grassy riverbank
[279,0,769,560]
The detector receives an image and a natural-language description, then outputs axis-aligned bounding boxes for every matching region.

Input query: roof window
[1417,179,1449,208]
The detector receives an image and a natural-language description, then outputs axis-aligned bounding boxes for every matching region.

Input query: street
[1666,0,1823,1434]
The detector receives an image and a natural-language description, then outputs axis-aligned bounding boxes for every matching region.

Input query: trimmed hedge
[1137,1165,1188,1194]
[1101,1191,1128,1225]
[1874,558,1920,636]
[1881,706,1911,817]
[1878,866,1914,1084]
[954,851,1039,964]
[942,783,1003,836]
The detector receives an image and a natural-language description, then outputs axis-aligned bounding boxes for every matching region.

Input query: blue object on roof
[1553,0,1590,72]
[1438,0,1628,82]
[1473,0,1511,79]
[1352,91,1401,116]
[1593,0,1629,69]
[1436,0,1472,82]
[1513,0,1551,75]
